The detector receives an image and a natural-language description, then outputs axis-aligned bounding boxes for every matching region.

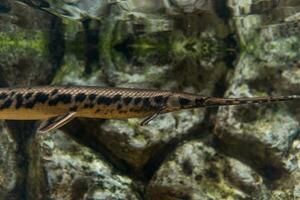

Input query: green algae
[0,31,47,55]
[62,19,85,58]
[131,35,169,56]
[171,33,221,59]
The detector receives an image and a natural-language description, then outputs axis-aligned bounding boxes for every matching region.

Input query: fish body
[0,86,298,132]
[0,86,181,120]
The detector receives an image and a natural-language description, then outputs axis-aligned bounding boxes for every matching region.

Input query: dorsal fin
[37,112,76,133]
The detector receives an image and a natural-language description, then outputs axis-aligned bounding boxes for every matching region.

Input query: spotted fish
[0,86,298,133]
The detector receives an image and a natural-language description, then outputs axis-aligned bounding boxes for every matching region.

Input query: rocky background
[1,0,300,199]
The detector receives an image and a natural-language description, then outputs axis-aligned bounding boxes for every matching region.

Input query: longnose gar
[0,86,298,133]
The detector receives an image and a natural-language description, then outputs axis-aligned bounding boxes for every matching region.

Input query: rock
[215,53,300,179]
[27,130,141,200]
[214,2,300,199]
[29,0,110,20]
[265,138,300,199]
[123,0,165,13]
[226,158,268,198]
[228,0,280,16]
[98,110,204,169]
[0,122,19,199]
[147,140,267,199]
[0,1,63,86]
[164,0,215,15]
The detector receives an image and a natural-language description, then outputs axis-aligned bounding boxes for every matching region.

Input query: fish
[0,86,297,133]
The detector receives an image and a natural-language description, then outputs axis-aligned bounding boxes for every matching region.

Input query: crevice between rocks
[5,121,37,200]
[213,132,288,183]
[61,119,134,178]
[47,17,65,79]
[61,119,147,197]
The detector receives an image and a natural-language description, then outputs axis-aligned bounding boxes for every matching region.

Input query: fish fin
[140,107,165,126]
[38,112,77,133]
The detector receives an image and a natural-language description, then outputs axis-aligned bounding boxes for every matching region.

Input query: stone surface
[214,1,300,199]
[164,0,214,15]
[215,53,300,178]
[0,122,18,199]
[98,110,204,169]
[28,130,141,200]
[0,0,63,86]
[30,0,110,20]
[147,140,268,199]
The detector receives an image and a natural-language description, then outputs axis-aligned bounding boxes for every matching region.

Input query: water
[0,0,234,89]
[2,1,300,199]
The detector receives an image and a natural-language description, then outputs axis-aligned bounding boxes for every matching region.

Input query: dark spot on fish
[35,92,49,104]
[84,103,94,108]
[143,98,151,109]
[48,95,60,106]
[117,104,122,110]
[0,99,13,109]
[123,97,132,105]
[54,94,72,104]
[15,93,23,109]
[97,96,112,105]
[0,93,8,100]
[95,109,100,113]
[69,105,78,112]
[61,94,72,104]
[131,108,140,113]
[112,94,121,103]
[89,103,94,108]
[50,89,59,96]
[179,98,191,106]
[25,92,33,99]
[154,96,165,105]
[195,98,205,106]
[75,93,86,102]
[134,97,142,105]
[25,101,36,108]
[88,94,97,101]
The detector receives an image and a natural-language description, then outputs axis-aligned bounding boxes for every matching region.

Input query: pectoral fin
[38,112,77,133]
[140,107,165,126]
